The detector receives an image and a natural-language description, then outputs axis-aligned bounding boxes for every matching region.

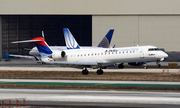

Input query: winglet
[63,28,80,49]
[97,29,114,48]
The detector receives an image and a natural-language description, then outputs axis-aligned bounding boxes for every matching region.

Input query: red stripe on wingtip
[31,37,47,46]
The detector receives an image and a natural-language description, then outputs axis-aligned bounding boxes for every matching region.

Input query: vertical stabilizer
[97,29,114,48]
[63,28,80,49]
[31,37,53,59]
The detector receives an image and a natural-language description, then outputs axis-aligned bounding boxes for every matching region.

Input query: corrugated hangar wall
[1,15,92,56]
[92,16,180,51]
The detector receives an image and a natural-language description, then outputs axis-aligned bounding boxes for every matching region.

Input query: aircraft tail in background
[63,28,80,50]
[12,37,53,61]
[97,29,114,48]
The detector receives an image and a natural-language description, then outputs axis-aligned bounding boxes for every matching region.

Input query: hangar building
[0,0,180,58]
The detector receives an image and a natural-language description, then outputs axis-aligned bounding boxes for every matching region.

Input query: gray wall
[92,16,180,51]
[1,0,180,15]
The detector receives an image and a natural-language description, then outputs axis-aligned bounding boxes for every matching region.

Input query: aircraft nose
[156,52,168,58]
[163,53,168,58]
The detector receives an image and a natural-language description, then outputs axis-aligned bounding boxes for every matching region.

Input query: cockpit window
[148,48,161,51]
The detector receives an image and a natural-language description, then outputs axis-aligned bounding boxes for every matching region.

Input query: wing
[9,54,43,63]
[44,61,110,69]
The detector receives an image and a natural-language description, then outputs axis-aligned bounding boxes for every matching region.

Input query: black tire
[96,69,103,75]
[82,69,89,75]
[157,64,161,67]
[118,64,124,69]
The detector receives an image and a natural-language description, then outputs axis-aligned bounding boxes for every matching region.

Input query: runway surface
[0,88,180,107]
[0,66,180,74]
[0,59,180,107]
[0,58,180,73]
[0,79,180,87]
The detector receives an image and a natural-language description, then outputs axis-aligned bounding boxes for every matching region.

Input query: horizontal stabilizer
[9,54,34,58]
[12,40,42,43]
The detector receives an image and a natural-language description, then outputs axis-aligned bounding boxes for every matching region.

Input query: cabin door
[139,49,144,58]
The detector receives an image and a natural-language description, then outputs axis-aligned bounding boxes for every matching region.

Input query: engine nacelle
[51,51,66,60]
[128,62,144,66]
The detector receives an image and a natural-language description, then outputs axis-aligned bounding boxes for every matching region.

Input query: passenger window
[84,54,86,56]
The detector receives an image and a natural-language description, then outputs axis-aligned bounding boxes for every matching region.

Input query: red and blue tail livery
[31,37,52,55]
[12,37,53,59]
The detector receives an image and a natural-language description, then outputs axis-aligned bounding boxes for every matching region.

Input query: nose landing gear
[156,60,161,68]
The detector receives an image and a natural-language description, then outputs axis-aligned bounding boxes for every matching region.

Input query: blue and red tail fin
[31,37,53,58]
[12,37,53,59]
[63,28,80,49]
[97,29,114,48]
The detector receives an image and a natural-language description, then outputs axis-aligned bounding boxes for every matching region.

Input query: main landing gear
[144,62,148,69]
[82,68,89,75]
[96,69,103,75]
[81,68,104,75]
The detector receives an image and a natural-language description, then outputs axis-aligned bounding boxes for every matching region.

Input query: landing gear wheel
[157,64,161,67]
[144,66,148,69]
[118,64,124,69]
[82,69,89,75]
[96,69,103,75]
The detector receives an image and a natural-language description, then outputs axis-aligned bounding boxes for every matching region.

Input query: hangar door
[1,15,92,56]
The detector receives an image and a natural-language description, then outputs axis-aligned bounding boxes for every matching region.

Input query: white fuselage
[29,46,101,55]
[52,45,168,66]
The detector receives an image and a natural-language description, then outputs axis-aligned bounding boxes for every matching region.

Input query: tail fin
[12,37,53,59]
[63,28,80,49]
[97,29,114,48]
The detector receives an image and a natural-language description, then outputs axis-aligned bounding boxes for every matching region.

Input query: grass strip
[0,84,180,91]
[0,71,180,81]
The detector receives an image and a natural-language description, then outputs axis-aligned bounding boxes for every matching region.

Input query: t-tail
[97,29,114,48]
[63,28,80,49]
[12,37,53,61]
